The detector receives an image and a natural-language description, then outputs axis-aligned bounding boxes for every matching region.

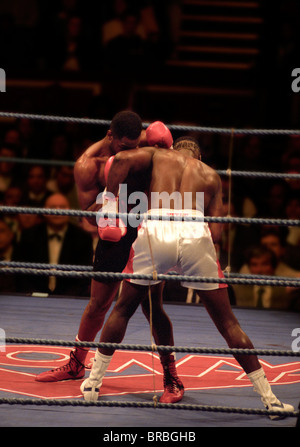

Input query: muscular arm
[106,147,155,196]
[74,140,108,208]
[74,140,109,226]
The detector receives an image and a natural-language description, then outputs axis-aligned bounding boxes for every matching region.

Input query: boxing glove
[146,121,173,149]
[97,194,127,242]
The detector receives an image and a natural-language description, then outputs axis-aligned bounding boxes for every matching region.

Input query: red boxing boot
[35,350,86,382]
[159,354,184,403]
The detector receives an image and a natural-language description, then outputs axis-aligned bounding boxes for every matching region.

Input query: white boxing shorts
[123,209,227,290]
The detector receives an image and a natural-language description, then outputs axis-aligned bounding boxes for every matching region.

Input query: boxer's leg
[35,279,120,382]
[199,288,294,418]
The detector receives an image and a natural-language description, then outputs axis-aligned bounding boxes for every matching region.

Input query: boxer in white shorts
[81,136,294,419]
[124,208,226,290]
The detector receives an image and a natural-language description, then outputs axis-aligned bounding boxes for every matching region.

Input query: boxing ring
[0,112,300,429]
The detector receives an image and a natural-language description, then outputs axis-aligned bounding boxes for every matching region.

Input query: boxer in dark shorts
[93,225,137,279]
[35,115,184,404]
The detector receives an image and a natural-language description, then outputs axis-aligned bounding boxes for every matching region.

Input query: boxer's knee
[222,321,253,350]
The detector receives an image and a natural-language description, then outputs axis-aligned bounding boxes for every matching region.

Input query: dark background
[0,0,299,128]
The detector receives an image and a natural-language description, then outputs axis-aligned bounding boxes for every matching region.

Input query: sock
[88,349,112,383]
[247,367,279,405]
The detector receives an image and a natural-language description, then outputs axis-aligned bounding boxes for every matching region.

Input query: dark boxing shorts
[93,225,138,282]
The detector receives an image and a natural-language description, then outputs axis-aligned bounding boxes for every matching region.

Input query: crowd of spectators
[217,135,300,311]
[1,0,299,126]
[0,0,184,121]
[0,0,182,75]
[0,117,299,311]
[0,117,98,297]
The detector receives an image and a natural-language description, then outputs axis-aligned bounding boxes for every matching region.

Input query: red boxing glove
[146,121,173,149]
[97,194,127,242]
[104,155,115,184]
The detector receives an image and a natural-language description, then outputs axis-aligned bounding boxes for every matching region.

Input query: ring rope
[1,205,300,227]
[0,156,75,167]
[4,337,300,356]
[2,260,300,282]
[0,397,297,418]
[1,261,300,287]
[0,260,93,271]
[1,157,300,181]
[217,170,300,179]
[1,111,300,136]
[1,266,300,287]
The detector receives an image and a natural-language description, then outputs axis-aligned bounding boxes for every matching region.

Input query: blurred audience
[233,246,295,310]
[260,227,300,274]
[1,0,179,74]
[15,193,93,297]
[256,179,291,218]
[0,218,17,262]
[21,165,52,208]
[282,145,300,194]
[101,0,159,47]
[0,144,20,200]
[103,8,147,73]
[285,192,300,250]
[240,227,300,278]
[47,165,80,211]
[48,132,73,162]
[1,185,24,239]
[0,218,18,293]
[234,135,265,173]
[3,127,22,149]
[101,6,150,110]
[16,118,38,158]
[17,213,43,235]
[102,0,144,46]
[218,200,260,273]
[50,13,91,72]
[2,185,23,207]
